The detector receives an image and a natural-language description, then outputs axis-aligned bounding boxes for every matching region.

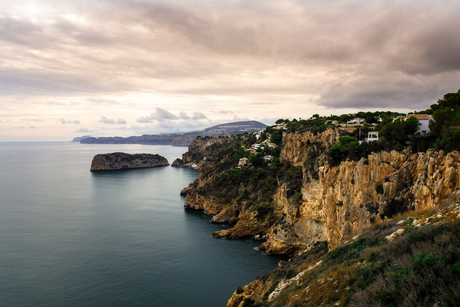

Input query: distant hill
[71,135,91,142]
[80,120,267,146]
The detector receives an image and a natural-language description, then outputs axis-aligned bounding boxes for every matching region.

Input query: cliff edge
[179,128,460,255]
[90,152,169,171]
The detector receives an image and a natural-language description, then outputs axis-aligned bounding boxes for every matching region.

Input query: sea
[0,142,280,307]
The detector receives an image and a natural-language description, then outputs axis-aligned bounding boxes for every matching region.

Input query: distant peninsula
[90,152,169,171]
[80,120,267,146]
[71,135,91,142]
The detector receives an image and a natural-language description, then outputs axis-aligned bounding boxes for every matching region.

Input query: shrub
[242,297,255,307]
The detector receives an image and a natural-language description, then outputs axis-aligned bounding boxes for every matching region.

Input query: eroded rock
[90,152,169,171]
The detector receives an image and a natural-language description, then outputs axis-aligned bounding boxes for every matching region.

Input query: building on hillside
[264,155,274,162]
[239,157,249,166]
[347,118,365,125]
[365,131,379,142]
[406,114,432,135]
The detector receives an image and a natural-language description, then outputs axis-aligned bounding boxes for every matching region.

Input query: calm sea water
[0,142,279,307]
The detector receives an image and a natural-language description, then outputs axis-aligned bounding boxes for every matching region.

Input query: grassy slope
[237,204,460,307]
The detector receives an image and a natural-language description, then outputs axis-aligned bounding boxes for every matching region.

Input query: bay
[0,142,279,307]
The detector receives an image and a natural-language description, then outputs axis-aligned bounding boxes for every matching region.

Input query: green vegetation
[242,297,255,307]
[429,89,460,151]
[261,218,460,307]
[329,136,360,165]
[379,116,419,146]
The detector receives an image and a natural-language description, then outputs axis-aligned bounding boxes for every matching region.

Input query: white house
[406,114,432,135]
[347,118,365,125]
[263,155,274,162]
[365,131,379,142]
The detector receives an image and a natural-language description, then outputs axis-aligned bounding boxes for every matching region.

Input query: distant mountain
[80,120,267,146]
[71,135,91,142]
[201,121,267,135]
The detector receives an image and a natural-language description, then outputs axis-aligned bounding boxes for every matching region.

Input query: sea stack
[90,152,169,171]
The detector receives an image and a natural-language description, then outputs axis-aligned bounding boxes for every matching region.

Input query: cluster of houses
[236,113,433,167]
[361,113,433,143]
[237,133,276,167]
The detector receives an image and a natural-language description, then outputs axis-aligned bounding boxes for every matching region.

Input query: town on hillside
[229,89,460,170]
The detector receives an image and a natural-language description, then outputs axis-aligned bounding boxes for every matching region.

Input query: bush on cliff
[379,116,419,145]
[429,89,460,151]
[329,136,360,165]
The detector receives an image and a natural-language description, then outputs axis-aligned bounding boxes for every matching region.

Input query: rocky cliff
[180,129,460,254]
[90,152,169,171]
[172,136,241,171]
[177,127,460,306]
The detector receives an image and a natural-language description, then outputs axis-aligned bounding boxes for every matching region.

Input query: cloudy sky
[1,0,459,141]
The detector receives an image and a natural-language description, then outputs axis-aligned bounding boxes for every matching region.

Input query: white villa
[365,131,379,142]
[347,118,365,125]
[406,114,433,135]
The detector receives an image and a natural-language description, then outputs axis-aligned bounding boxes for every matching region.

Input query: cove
[0,142,279,307]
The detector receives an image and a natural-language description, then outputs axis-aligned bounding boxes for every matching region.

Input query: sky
[1,0,460,141]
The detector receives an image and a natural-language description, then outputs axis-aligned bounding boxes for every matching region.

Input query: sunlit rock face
[90,152,169,171]
[181,129,460,255]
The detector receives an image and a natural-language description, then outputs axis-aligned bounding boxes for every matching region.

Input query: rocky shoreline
[174,127,460,306]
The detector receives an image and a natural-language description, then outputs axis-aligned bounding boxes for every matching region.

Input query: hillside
[228,206,460,307]
[80,120,267,146]
[174,90,460,306]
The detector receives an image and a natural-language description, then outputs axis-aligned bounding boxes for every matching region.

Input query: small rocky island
[90,152,169,171]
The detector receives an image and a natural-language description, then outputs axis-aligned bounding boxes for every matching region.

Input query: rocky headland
[176,124,460,306]
[81,120,267,146]
[90,152,169,171]
[180,129,460,253]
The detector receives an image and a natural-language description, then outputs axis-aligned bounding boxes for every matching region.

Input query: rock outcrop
[180,129,460,256]
[227,206,460,307]
[90,152,169,171]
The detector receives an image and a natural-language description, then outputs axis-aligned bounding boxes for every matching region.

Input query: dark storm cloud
[1,0,460,112]
[317,72,460,109]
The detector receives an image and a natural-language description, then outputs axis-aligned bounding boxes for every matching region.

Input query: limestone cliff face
[279,129,342,166]
[268,143,460,252]
[90,152,169,171]
[181,129,460,256]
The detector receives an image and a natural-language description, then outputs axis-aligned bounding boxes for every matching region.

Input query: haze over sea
[0,142,279,307]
